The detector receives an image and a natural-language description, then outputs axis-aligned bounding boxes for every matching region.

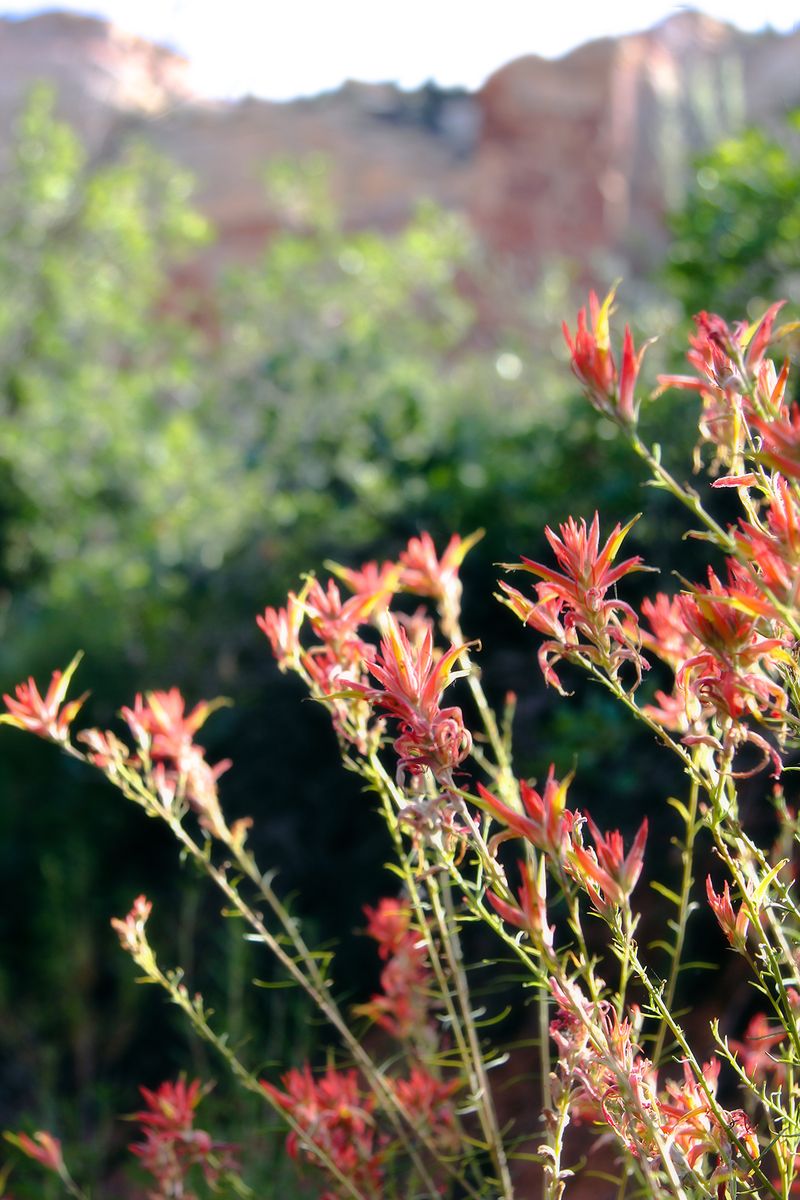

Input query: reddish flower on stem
[326,558,402,615]
[4,1131,65,1174]
[486,859,555,950]
[261,1066,384,1197]
[1,653,86,743]
[563,287,650,424]
[257,587,307,671]
[358,896,433,1039]
[399,529,483,630]
[390,1067,461,1152]
[477,766,574,863]
[357,614,472,785]
[120,689,232,836]
[130,1078,238,1197]
[111,894,153,956]
[706,877,750,949]
[363,897,413,960]
[569,816,648,914]
[500,513,649,689]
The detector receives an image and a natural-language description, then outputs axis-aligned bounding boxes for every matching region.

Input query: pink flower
[1,653,86,743]
[111,895,153,955]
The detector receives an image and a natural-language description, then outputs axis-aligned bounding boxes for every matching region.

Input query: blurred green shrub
[665,110,800,317]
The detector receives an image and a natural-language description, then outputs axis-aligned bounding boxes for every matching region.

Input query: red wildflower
[363,897,413,961]
[120,689,231,835]
[660,1059,759,1176]
[675,565,790,747]
[736,475,800,608]
[4,1131,65,1174]
[389,1067,461,1152]
[486,859,555,950]
[501,513,649,688]
[326,558,401,615]
[1,652,86,743]
[399,529,483,629]
[730,1011,788,1085]
[358,896,432,1040]
[111,895,153,956]
[130,1078,238,1197]
[476,766,574,863]
[257,587,307,671]
[261,1066,384,1197]
[562,287,650,424]
[357,614,472,785]
[706,877,750,949]
[752,402,800,480]
[640,593,700,672]
[569,816,648,915]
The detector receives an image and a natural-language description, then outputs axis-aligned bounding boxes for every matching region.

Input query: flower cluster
[258,534,479,822]
[261,1066,384,1200]
[479,765,647,924]
[499,512,649,691]
[550,981,758,1187]
[562,287,651,425]
[357,896,434,1040]
[0,652,86,743]
[129,1078,238,1199]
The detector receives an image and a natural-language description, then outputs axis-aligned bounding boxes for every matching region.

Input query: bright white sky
[1,1,799,99]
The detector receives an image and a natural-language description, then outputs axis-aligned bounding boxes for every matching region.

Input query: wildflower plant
[7,289,800,1199]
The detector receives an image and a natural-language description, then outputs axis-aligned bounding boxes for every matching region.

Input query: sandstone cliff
[1,9,799,274]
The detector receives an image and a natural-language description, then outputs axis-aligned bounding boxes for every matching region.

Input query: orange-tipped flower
[569,816,648,914]
[5,1130,65,1174]
[477,766,574,862]
[563,288,649,425]
[1,652,86,743]
[706,877,750,949]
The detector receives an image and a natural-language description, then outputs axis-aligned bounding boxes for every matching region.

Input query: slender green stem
[651,770,700,1065]
[429,869,516,1199]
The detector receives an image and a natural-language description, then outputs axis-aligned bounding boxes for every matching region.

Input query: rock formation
[1,9,799,274]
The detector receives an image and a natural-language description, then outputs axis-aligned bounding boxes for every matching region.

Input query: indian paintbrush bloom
[4,1130,66,1174]
[562,287,650,425]
[358,896,434,1040]
[500,512,649,689]
[399,529,483,631]
[568,815,648,916]
[1,652,86,743]
[706,877,751,949]
[356,612,472,787]
[129,1077,238,1197]
[476,766,574,863]
[261,1066,384,1199]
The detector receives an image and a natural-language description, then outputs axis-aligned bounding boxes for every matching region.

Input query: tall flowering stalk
[9,288,800,1200]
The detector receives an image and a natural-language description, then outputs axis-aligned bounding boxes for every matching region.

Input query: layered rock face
[1,10,799,273]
